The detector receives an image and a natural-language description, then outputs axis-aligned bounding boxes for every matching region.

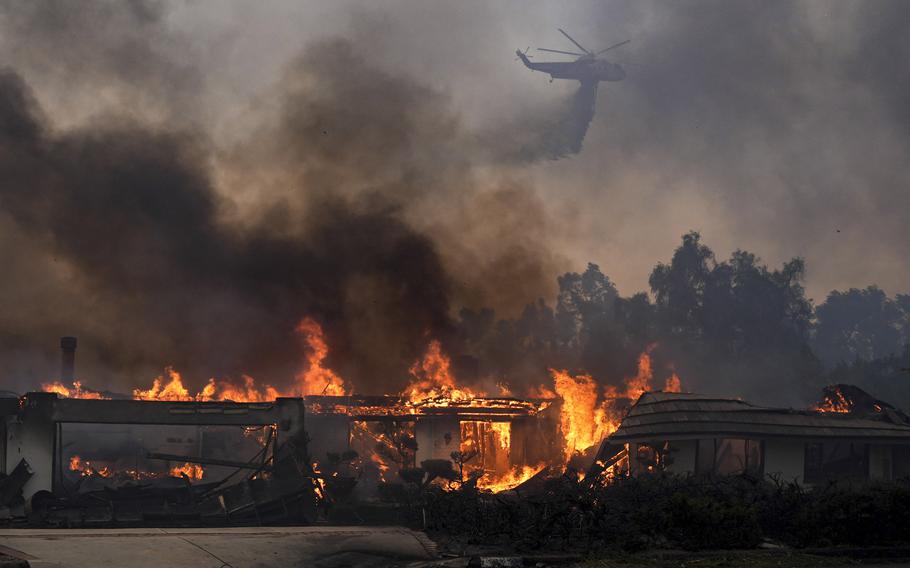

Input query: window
[631,442,673,474]
[695,438,763,476]
[804,442,868,483]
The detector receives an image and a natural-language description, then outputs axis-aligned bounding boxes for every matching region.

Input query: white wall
[761,438,805,484]
[666,439,696,474]
[415,417,460,464]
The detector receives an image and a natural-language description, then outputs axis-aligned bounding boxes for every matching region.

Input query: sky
[1,0,908,391]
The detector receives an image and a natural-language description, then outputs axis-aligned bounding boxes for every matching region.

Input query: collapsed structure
[0,390,561,521]
[5,334,908,527]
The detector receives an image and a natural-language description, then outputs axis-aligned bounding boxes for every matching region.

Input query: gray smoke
[1,0,909,400]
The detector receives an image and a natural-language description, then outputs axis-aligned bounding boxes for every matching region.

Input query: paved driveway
[0,526,439,568]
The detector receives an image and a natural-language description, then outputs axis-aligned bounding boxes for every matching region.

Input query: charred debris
[3,342,910,533]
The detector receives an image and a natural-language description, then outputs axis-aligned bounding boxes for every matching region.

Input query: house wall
[666,439,696,474]
[414,417,460,464]
[761,438,805,483]
[869,444,893,481]
[306,414,351,464]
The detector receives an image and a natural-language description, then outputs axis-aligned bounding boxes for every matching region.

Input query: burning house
[0,329,686,524]
[609,389,910,483]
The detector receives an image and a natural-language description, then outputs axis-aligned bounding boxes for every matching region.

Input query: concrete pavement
[0,526,440,568]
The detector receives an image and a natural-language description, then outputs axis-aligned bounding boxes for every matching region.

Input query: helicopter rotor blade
[558,28,590,54]
[537,47,586,57]
[595,39,631,55]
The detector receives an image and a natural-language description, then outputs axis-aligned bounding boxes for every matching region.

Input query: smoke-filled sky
[1,0,908,393]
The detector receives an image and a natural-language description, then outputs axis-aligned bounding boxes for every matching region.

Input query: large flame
[44,329,684,493]
[48,317,346,402]
[549,347,684,462]
[405,340,482,404]
[552,370,614,461]
[295,317,348,396]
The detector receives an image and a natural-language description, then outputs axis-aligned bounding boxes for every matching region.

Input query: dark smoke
[0,67,456,393]
[0,2,566,394]
[3,0,910,409]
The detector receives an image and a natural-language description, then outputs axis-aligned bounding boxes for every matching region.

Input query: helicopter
[516,28,629,84]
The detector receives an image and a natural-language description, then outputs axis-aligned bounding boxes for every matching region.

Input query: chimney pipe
[60,336,77,383]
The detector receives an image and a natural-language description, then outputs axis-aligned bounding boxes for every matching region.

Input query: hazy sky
[2,0,908,390]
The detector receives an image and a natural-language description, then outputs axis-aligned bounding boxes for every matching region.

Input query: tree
[814,286,904,367]
[649,231,715,337]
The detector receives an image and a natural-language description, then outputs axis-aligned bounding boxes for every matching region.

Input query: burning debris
[31,328,687,513]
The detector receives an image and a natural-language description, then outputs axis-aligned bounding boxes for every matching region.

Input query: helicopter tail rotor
[514,46,533,61]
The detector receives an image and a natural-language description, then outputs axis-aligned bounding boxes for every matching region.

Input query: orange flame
[133,367,194,401]
[548,347,684,462]
[405,340,482,404]
[69,455,111,477]
[47,317,347,403]
[814,388,852,413]
[476,464,545,493]
[664,372,682,393]
[295,317,348,396]
[42,381,108,399]
[70,455,205,481]
[551,370,615,461]
[169,462,205,480]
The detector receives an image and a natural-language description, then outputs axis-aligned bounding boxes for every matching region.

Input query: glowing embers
[814,386,852,413]
[68,455,205,481]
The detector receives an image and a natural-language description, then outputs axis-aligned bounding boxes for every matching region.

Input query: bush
[414,473,910,552]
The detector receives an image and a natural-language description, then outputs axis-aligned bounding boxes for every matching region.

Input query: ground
[0,526,438,568]
[572,552,903,568]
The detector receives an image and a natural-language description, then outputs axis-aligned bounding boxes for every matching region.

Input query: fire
[311,462,327,500]
[42,381,107,399]
[295,317,348,396]
[46,317,347,403]
[133,367,194,401]
[213,375,282,402]
[169,462,205,480]
[69,455,205,481]
[490,422,510,450]
[552,370,615,461]
[476,464,545,493]
[620,345,656,401]
[458,420,544,492]
[814,387,852,413]
[69,455,110,477]
[549,347,684,462]
[664,372,682,393]
[405,340,483,404]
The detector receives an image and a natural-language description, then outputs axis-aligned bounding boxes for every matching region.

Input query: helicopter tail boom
[515,49,533,68]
